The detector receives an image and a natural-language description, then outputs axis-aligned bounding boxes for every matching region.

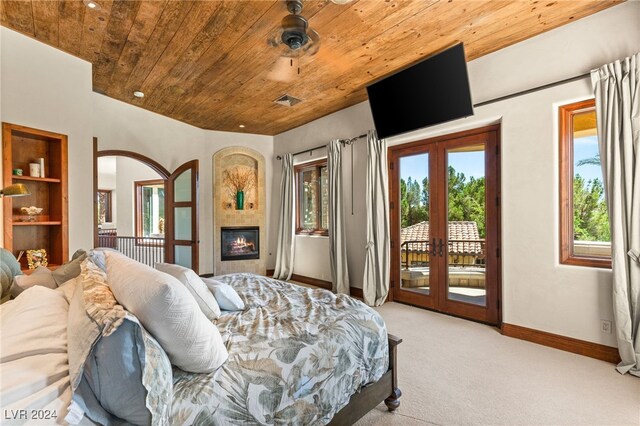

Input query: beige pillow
[105,251,228,373]
[155,263,221,321]
[55,276,79,303]
[10,266,56,298]
[52,250,87,286]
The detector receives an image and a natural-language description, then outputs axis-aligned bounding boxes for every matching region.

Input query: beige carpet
[354,302,640,426]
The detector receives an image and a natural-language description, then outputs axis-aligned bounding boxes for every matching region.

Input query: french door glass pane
[446,144,486,306]
[174,169,192,202]
[174,245,192,269]
[399,153,430,295]
[174,207,192,240]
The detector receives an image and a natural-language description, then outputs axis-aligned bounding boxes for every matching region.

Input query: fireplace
[221,227,259,261]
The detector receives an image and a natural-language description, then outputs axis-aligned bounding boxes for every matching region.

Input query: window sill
[560,256,611,269]
[295,233,329,239]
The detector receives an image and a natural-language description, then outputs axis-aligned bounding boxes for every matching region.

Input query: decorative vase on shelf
[236,191,244,210]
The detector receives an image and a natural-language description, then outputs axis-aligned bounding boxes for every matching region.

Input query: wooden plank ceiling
[0,0,621,136]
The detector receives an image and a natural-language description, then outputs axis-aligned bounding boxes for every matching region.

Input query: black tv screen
[366,43,474,139]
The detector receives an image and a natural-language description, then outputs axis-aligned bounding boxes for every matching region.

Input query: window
[135,180,165,238]
[295,159,329,235]
[97,190,112,225]
[559,99,611,268]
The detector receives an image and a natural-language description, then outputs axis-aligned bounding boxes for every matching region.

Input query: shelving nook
[2,123,68,271]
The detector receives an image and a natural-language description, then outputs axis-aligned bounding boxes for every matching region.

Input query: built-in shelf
[3,122,69,270]
[13,221,62,226]
[12,175,61,183]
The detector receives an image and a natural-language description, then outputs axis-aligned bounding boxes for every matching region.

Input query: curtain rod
[472,71,591,108]
[275,70,591,160]
[276,133,367,160]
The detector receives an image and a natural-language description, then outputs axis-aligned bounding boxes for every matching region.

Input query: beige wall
[97,156,117,226]
[270,1,640,347]
[92,94,273,274]
[0,26,94,254]
[113,156,162,237]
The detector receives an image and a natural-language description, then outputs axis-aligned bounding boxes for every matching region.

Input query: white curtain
[328,140,350,294]
[591,52,640,377]
[362,130,390,307]
[273,154,295,281]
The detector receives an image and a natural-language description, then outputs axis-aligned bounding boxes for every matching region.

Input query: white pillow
[105,251,228,373]
[202,278,245,311]
[155,263,221,321]
[1,286,72,418]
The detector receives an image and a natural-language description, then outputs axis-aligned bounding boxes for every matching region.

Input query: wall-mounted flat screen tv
[366,43,474,140]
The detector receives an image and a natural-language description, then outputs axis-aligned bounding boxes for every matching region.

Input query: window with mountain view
[559,99,611,268]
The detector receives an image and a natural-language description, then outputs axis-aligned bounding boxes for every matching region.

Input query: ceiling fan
[266,0,321,82]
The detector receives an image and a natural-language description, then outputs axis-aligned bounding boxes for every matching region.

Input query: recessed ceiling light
[330,0,353,4]
[239,124,245,128]
[83,0,101,10]
[133,91,145,98]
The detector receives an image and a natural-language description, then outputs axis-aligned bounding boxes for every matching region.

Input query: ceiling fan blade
[302,28,321,56]
[314,45,350,74]
[267,56,299,82]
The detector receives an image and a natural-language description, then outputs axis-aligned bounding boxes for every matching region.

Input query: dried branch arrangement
[223,167,255,194]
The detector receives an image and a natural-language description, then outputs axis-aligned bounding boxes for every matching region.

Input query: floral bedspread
[170,273,388,426]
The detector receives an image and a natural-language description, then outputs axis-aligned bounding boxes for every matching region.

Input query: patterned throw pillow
[67,258,173,426]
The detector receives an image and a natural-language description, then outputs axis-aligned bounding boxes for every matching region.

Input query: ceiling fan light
[83,0,101,10]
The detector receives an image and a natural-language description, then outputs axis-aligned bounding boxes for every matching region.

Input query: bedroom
[1,0,639,425]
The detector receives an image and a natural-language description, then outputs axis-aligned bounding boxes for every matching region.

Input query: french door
[389,125,501,325]
[165,160,200,273]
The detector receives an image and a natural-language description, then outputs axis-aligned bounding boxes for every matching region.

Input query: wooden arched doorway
[94,146,199,272]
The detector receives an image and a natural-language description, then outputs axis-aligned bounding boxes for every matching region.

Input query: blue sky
[400,135,602,183]
[400,150,485,181]
[574,135,602,182]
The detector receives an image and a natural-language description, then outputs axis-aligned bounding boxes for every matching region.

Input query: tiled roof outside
[400,221,483,255]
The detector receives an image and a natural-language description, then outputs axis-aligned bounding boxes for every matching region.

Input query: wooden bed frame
[328,334,403,425]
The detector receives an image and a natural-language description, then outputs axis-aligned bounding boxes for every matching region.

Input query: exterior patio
[400,221,487,305]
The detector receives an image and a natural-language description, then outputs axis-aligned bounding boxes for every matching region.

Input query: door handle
[438,238,444,257]
[431,238,437,257]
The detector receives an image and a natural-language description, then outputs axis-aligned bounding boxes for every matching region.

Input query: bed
[171,273,402,425]
[0,253,401,425]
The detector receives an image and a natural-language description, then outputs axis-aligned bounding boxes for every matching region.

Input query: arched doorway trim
[97,150,170,179]
[95,149,169,248]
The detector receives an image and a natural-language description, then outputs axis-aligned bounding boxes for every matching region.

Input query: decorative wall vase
[236,191,244,210]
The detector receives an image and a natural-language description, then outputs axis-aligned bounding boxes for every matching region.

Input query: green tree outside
[573,175,610,241]
[400,166,485,237]
[400,165,610,243]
